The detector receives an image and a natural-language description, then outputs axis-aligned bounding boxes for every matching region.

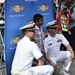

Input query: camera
[64,8,67,10]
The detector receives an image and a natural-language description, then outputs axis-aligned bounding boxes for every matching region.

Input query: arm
[44,51,57,70]
[66,44,74,60]
[38,56,44,66]
[67,11,74,21]
[32,43,44,66]
[56,11,62,21]
[56,11,62,32]
[60,34,74,60]
[43,42,57,70]
[43,39,57,70]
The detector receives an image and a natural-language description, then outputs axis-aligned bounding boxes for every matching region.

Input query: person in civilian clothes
[33,14,57,70]
[65,0,75,56]
[11,23,54,75]
[56,4,73,39]
[56,4,74,50]
[43,20,74,75]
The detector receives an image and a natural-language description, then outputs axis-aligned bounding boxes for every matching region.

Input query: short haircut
[22,29,27,35]
[33,14,43,22]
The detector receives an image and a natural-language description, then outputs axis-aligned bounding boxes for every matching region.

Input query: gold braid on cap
[26,28,35,31]
[48,24,58,28]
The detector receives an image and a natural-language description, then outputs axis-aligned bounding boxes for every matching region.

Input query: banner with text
[5,0,54,75]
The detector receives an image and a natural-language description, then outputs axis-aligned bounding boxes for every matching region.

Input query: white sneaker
[59,70,70,75]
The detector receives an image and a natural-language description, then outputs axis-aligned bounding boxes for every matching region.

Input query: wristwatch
[50,61,54,65]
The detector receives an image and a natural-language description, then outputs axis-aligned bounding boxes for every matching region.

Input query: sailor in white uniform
[43,20,74,75]
[11,23,54,75]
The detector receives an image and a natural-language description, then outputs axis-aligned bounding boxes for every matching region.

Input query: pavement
[0,59,75,75]
[54,59,75,75]
[0,60,6,75]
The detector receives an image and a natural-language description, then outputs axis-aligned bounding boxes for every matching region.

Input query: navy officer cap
[45,20,58,29]
[19,23,35,31]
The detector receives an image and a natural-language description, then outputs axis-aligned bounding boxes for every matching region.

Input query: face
[48,27,57,37]
[13,5,21,12]
[40,5,47,11]
[37,18,44,26]
[13,36,21,44]
[61,7,67,13]
[27,31,35,40]
[0,0,5,3]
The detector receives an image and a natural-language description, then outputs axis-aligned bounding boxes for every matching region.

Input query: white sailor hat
[19,23,35,31]
[45,20,58,29]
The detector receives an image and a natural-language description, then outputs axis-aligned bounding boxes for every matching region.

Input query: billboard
[5,0,54,75]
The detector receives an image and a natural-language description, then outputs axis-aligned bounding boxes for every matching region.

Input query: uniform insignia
[57,39,62,42]
[48,43,52,45]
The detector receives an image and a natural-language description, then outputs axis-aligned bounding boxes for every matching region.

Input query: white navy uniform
[44,33,69,57]
[11,23,54,75]
[44,33,71,71]
[44,20,72,72]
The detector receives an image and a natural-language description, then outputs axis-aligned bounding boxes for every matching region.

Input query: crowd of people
[11,0,75,75]
[53,0,75,49]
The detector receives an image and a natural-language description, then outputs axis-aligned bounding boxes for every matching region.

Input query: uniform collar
[24,36,31,41]
[35,25,41,30]
[47,33,56,40]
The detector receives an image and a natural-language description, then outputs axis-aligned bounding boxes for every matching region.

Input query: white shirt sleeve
[43,40,48,53]
[31,42,43,59]
[61,34,69,46]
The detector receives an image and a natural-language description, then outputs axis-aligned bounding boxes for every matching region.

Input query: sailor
[43,20,74,75]
[11,23,54,75]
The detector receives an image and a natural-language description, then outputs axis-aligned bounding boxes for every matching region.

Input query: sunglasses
[49,27,57,29]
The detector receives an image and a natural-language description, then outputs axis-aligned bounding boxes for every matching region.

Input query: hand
[68,31,72,35]
[70,52,75,60]
[51,63,57,70]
